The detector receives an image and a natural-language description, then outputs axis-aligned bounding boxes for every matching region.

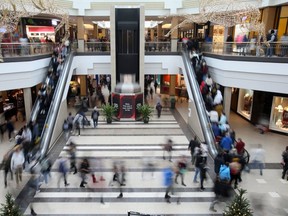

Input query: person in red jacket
[235,138,245,155]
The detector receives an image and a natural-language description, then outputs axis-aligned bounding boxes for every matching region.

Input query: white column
[110,6,116,92]
[171,17,178,52]
[23,88,32,122]
[77,16,85,52]
[224,87,232,121]
[139,5,145,92]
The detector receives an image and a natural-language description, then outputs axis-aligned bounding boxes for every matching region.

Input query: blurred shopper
[163,138,173,162]
[209,177,233,212]
[57,156,70,187]
[281,146,288,180]
[188,136,199,165]
[175,155,187,186]
[68,142,77,174]
[6,117,15,142]
[67,112,74,131]
[40,156,52,185]
[1,151,14,188]
[91,107,100,128]
[79,158,90,188]
[250,144,265,175]
[163,166,174,203]
[63,120,69,141]
[156,102,163,118]
[10,146,25,186]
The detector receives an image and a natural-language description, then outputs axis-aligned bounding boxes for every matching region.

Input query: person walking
[250,144,265,175]
[6,118,15,142]
[1,151,14,188]
[164,166,174,203]
[174,155,187,186]
[10,146,25,186]
[57,156,70,188]
[79,158,90,188]
[156,102,163,118]
[209,177,233,212]
[163,138,173,162]
[281,146,288,180]
[91,107,100,128]
[188,137,199,165]
[69,142,77,174]
[63,120,69,141]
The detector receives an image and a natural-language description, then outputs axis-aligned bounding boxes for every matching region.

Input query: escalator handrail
[30,58,53,123]
[38,52,75,160]
[181,50,218,158]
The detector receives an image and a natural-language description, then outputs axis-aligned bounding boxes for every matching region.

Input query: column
[93,24,98,39]
[150,29,155,41]
[79,76,87,97]
[23,88,32,122]
[171,17,178,52]
[139,6,145,93]
[110,6,116,92]
[157,23,163,41]
[77,16,85,52]
[169,75,176,96]
[223,87,232,120]
[262,7,277,34]
[224,27,229,42]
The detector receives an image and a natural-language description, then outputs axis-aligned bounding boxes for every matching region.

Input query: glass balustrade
[1,43,55,57]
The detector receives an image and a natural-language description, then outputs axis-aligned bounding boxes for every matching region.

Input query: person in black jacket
[214,152,224,176]
[188,136,200,165]
[79,158,90,188]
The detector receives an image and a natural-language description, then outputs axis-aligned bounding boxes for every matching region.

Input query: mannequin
[243,93,252,113]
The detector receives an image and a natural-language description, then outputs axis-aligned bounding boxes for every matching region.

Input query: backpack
[219,165,231,181]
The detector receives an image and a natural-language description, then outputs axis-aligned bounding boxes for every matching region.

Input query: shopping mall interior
[1,0,288,215]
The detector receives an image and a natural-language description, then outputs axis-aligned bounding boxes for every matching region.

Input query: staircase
[22,109,224,215]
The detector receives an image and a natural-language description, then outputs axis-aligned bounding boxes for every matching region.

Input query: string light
[165,0,266,43]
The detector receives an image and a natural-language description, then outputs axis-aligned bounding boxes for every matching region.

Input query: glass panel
[269,96,288,133]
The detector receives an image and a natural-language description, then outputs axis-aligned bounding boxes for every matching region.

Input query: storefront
[269,96,288,133]
[237,89,253,120]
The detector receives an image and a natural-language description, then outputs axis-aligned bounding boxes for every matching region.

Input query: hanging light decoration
[165,0,266,43]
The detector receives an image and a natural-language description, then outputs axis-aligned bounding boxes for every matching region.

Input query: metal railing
[84,42,110,52]
[199,42,288,57]
[1,42,55,57]
[145,41,171,52]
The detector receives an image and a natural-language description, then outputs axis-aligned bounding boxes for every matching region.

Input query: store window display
[270,97,288,133]
[237,89,253,120]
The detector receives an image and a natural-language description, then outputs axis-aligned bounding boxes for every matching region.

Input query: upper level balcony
[0,41,288,94]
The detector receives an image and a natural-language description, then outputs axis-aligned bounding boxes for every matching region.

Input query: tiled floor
[0,99,288,215]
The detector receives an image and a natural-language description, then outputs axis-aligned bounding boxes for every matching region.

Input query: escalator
[28,52,75,159]
[181,50,218,158]
[38,52,75,159]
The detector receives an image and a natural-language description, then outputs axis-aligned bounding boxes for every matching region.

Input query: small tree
[223,188,253,216]
[0,193,22,216]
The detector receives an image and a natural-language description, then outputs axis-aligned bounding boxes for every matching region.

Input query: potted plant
[102,104,117,124]
[136,104,154,123]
